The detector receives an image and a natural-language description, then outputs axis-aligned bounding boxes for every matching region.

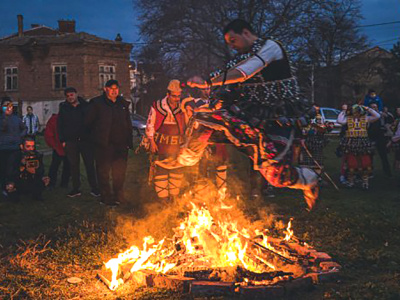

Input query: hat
[167,80,182,93]
[64,87,77,95]
[351,104,365,115]
[105,79,119,88]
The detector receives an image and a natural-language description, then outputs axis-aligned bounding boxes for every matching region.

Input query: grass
[1,137,400,299]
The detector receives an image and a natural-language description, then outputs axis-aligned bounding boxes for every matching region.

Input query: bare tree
[132,0,369,108]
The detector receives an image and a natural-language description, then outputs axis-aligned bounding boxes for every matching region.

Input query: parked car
[317,107,342,134]
[131,113,147,136]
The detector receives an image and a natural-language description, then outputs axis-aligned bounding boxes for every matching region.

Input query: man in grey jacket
[0,97,27,195]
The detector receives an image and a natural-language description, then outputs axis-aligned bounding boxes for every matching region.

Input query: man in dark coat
[58,87,99,197]
[0,97,27,193]
[85,80,133,206]
[368,103,392,177]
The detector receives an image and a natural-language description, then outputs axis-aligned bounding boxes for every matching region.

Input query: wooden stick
[97,273,111,289]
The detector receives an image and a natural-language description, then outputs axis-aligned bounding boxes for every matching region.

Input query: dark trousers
[95,145,128,204]
[65,140,98,191]
[48,150,70,187]
[7,178,45,201]
[0,149,19,187]
[373,138,392,176]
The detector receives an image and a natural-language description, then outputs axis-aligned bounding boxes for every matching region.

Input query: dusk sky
[0,0,399,49]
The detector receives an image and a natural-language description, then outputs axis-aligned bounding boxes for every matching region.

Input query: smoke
[110,173,278,250]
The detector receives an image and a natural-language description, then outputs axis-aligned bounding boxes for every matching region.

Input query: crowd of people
[0,80,133,205]
[1,19,400,209]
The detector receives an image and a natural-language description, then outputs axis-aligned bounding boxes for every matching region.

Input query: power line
[374,37,400,45]
[356,21,400,28]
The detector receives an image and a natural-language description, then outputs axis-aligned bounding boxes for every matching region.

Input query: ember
[100,184,339,296]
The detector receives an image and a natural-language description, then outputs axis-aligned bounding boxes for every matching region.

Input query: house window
[99,65,116,88]
[53,65,67,89]
[4,67,18,91]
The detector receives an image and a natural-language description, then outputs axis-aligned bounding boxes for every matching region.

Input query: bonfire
[99,183,340,297]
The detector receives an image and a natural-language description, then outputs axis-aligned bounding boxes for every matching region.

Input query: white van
[318,107,342,134]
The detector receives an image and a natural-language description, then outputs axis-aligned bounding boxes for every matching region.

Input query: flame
[283,218,294,242]
[103,188,298,290]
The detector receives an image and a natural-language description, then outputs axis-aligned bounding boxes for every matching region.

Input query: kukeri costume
[146,95,185,199]
[337,105,380,189]
[157,38,319,209]
[182,96,228,191]
[299,115,332,172]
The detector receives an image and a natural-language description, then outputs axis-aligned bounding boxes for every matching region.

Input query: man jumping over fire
[157,19,318,210]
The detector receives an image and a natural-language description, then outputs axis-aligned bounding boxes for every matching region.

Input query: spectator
[0,97,27,193]
[85,80,133,206]
[22,106,40,140]
[44,113,70,188]
[368,103,392,177]
[381,106,395,125]
[58,87,99,198]
[4,137,49,201]
[389,109,400,171]
[363,89,383,112]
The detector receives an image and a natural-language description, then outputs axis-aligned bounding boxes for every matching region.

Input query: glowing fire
[104,187,300,291]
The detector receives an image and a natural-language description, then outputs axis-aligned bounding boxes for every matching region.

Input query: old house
[0,15,132,125]
[314,47,398,108]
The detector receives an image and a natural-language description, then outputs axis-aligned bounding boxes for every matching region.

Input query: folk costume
[182,96,228,191]
[157,38,319,209]
[146,81,185,199]
[337,105,380,189]
[299,115,332,173]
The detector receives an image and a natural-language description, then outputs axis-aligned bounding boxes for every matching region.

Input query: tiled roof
[0,26,131,47]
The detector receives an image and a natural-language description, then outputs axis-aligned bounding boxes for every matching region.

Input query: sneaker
[90,190,101,197]
[67,190,81,197]
[362,182,369,190]
[339,175,347,185]
[99,200,119,207]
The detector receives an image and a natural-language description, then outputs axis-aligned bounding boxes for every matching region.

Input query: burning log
[97,273,112,288]
[310,252,332,263]
[129,270,156,287]
[189,281,236,297]
[284,277,313,294]
[153,274,195,293]
[183,268,214,280]
[236,266,293,282]
[305,269,340,284]
[319,261,342,271]
[251,240,296,264]
[239,285,285,299]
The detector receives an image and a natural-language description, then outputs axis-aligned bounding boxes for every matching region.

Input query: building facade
[0,16,132,126]
[314,47,396,108]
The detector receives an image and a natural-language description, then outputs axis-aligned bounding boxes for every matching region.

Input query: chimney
[58,20,76,33]
[31,24,40,28]
[17,14,23,37]
[115,33,122,42]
